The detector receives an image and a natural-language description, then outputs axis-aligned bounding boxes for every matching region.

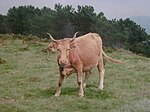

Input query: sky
[0,0,150,19]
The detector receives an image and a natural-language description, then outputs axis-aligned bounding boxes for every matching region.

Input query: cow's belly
[82,62,98,72]
[82,55,99,72]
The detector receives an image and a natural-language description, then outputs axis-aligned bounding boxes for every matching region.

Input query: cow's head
[47,32,78,68]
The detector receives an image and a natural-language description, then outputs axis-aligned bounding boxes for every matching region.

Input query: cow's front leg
[77,69,84,97]
[55,71,64,96]
[83,70,91,88]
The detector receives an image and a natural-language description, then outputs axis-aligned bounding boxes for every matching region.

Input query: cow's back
[70,33,103,71]
[73,33,102,55]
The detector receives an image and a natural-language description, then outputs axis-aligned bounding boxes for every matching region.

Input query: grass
[0,35,150,112]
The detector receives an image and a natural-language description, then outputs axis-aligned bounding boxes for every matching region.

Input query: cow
[47,32,123,97]
[47,32,92,85]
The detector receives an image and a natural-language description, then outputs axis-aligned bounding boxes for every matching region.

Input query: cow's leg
[55,72,64,96]
[97,56,105,90]
[83,70,91,88]
[77,69,84,97]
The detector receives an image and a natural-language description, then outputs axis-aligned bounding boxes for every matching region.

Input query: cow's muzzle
[59,63,66,69]
[59,63,68,77]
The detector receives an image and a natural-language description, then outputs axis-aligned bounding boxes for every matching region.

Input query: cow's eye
[57,48,60,52]
[67,48,71,51]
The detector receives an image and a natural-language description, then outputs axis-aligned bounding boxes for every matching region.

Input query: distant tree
[53,4,75,38]
[72,5,97,35]
[7,6,37,34]
[28,7,56,37]
[1,4,149,56]
[0,14,11,33]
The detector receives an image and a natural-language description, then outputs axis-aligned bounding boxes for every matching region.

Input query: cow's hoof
[98,85,104,90]
[78,93,84,97]
[98,87,103,90]
[54,94,60,97]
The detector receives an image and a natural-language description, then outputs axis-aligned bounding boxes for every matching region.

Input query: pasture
[0,35,150,112]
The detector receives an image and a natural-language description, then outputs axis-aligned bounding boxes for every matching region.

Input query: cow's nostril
[60,60,68,64]
[60,60,67,64]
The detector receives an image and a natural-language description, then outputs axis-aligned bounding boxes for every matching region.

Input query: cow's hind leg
[55,72,64,96]
[97,56,105,90]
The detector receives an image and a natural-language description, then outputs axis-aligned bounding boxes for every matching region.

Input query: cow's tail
[102,51,124,64]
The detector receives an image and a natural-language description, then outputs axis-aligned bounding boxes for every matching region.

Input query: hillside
[131,16,150,34]
[0,35,150,112]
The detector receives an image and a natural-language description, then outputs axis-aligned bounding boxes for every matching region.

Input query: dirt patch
[0,57,6,64]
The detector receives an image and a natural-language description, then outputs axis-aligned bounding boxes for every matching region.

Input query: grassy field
[0,35,150,112]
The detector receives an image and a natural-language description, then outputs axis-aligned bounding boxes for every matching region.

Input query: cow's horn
[71,32,78,42]
[73,32,78,38]
[46,33,57,43]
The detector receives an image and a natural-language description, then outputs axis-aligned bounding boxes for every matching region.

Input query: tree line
[0,4,150,56]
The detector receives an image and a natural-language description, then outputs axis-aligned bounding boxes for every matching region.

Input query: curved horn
[46,33,57,43]
[70,32,78,42]
[73,32,78,38]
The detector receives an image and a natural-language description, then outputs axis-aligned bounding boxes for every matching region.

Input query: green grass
[0,35,150,112]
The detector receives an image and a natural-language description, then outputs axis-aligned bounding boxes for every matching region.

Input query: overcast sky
[0,0,150,19]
